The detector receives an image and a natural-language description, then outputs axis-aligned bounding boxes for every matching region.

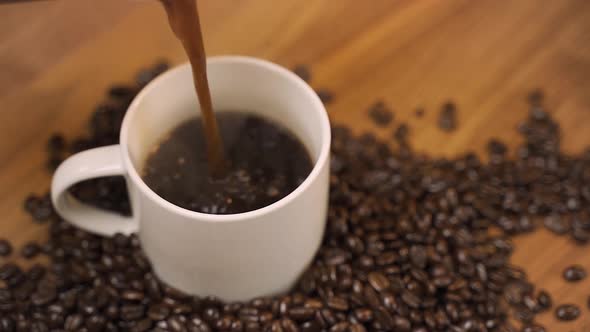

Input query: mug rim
[120,55,331,223]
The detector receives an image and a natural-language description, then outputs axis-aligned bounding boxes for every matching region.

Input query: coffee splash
[159,0,227,177]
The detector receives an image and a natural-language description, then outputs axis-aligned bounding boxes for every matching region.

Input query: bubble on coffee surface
[3,64,589,331]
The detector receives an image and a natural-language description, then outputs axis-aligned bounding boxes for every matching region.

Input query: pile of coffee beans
[0,62,589,331]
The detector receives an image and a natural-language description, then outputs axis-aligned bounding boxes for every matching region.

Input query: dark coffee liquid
[142,112,313,214]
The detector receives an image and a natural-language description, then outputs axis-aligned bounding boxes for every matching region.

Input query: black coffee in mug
[142,111,313,214]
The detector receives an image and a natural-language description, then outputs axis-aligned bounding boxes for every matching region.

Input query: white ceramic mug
[51,56,331,302]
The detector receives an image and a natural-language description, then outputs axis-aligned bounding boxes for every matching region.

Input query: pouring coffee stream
[160,0,228,178]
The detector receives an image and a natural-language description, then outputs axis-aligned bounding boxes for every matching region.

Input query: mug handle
[51,145,139,236]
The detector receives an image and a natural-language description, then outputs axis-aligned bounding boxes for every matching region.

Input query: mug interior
[123,57,329,216]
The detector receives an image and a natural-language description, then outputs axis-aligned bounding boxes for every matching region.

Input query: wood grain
[1,1,590,330]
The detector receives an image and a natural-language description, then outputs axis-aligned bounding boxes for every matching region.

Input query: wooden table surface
[1,1,590,330]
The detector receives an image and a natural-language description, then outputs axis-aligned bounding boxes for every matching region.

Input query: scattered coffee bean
[47,133,66,153]
[152,60,170,74]
[20,242,41,259]
[136,61,169,87]
[555,304,580,321]
[487,138,507,156]
[415,107,425,117]
[368,101,393,126]
[292,65,311,82]
[23,194,40,213]
[562,265,586,282]
[393,123,409,142]
[527,89,544,106]
[438,101,457,131]
[108,85,137,100]
[0,239,12,256]
[536,290,552,311]
[24,193,54,223]
[316,89,334,105]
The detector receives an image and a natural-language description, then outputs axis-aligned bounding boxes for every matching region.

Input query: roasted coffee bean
[121,289,145,301]
[167,315,188,332]
[522,324,546,332]
[121,304,145,321]
[414,107,425,117]
[401,290,421,309]
[374,307,394,329]
[353,308,373,323]
[326,296,348,311]
[522,294,538,312]
[203,307,221,323]
[349,323,367,332]
[215,316,233,330]
[513,308,534,323]
[31,288,57,306]
[145,273,162,300]
[571,226,590,244]
[288,307,315,321]
[280,318,297,332]
[189,317,212,332]
[24,194,40,213]
[0,317,15,331]
[543,215,569,235]
[64,314,84,331]
[393,123,409,142]
[409,245,427,268]
[438,102,457,131]
[27,263,46,280]
[21,241,41,259]
[527,89,544,105]
[562,265,586,282]
[393,315,411,331]
[316,89,334,105]
[108,85,136,100]
[86,315,106,332]
[47,133,66,153]
[0,239,12,256]
[368,101,393,127]
[26,194,54,222]
[367,272,389,292]
[0,263,19,280]
[136,62,169,87]
[487,138,507,155]
[293,65,311,82]
[536,290,552,311]
[555,304,580,321]
[148,304,170,320]
[31,321,50,332]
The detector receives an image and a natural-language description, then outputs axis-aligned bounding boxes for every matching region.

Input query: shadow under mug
[51,56,331,302]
